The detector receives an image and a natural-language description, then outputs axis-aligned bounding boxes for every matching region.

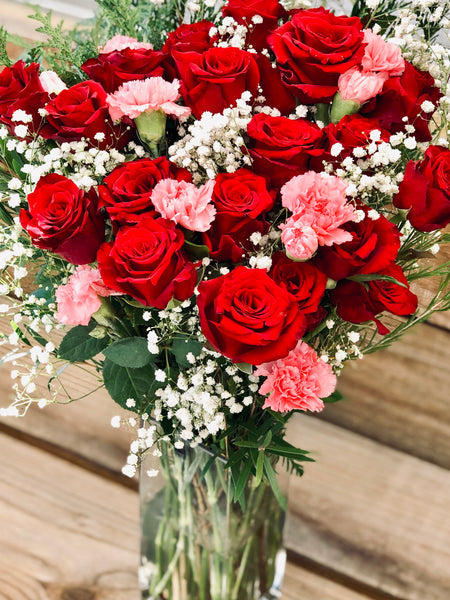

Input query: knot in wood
[61,588,95,600]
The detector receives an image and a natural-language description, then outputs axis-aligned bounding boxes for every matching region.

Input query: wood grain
[0,430,376,600]
[323,322,450,469]
[286,415,450,600]
[282,563,372,600]
[0,433,139,599]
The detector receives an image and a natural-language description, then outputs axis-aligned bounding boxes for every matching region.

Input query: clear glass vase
[139,442,288,600]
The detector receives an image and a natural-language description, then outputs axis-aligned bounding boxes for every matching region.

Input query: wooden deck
[1,4,450,598]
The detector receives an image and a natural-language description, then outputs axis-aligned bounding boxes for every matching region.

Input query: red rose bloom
[269,253,327,316]
[247,113,325,187]
[202,169,274,261]
[40,80,132,150]
[0,61,49,134]
[316,207,401,280]
[254,54,296,115]
[268,8,364,104]
[361,61,442,142]
[97,217,197,309]
[81,47,166,93]
[212,169,274,218]
[20,174,104,265]
[174,46,260,118]
[331,263,418,334]
[319,115,391,168]
[163,20,216,79]
[393,145,450,232]
[197,266,306,365]
[98,157,192,223]
[222,0,288,52]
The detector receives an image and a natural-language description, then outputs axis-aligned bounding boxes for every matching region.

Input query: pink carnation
[99,35,153,53]
[39,71,67,95]
[106,77,191,121]
[279,220,318,261]
[280,172,357,253]
[338,67,388,104]
[151,179,216,232]
[55,265,114,326]
[361,30,405,77]
[255,341,336,413]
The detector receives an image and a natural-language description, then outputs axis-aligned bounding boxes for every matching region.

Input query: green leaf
[233,458,253,504]
[255,450,264,487]
[184,239,210,260]
[323,390,345,403]
[103,337,152,368]
[170,335,203,368]
[236,362,253,374]
[58,323,109,362]
[347,273,408,288]
[263,456,287,511]
[102,357,155,412]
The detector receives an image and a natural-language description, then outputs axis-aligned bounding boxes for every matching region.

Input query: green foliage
[58,323,110,362]
[323,390,345,403]
[94,0,141,39]
[170,335,204,368]
[0,27,12,67]
[102,357,156,412]
[24,7,97,85]
[103,336,153,368]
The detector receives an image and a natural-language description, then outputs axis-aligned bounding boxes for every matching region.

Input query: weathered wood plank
[282,562,372,600]
[323,322,450,469]
[0,433,139,599]
[286,415,450,600]
[0,432,373,600]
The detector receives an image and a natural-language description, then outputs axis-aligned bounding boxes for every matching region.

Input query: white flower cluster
[320,326,363,372]
[151,352,259,444]
[213,17,249,50]
[168,94,253,182]
[328,131,421,205]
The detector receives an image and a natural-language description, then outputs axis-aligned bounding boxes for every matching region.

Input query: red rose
[98,157,192,223]
[174,46,260,118]
[0,61,49,134]
[331,263,418,334]
[222,0,288,52]
[254,54,296,116]
[319,114,390,168]
[316,207,401,280]
[40,80,132,150]
[201,169,273,261]
[212,169,274,218]
[81,48,166,93]
[268,8,364,104]
[20,174,104,265]
[393,145,450,232]
[197,266,306,365]
[97,217,197,308]
[269,252,327,316]
[247,113,325,187]
[163,20,215,55]
[361,61,442,142]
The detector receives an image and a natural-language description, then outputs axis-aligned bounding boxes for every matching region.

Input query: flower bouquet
[0,0,449,598]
